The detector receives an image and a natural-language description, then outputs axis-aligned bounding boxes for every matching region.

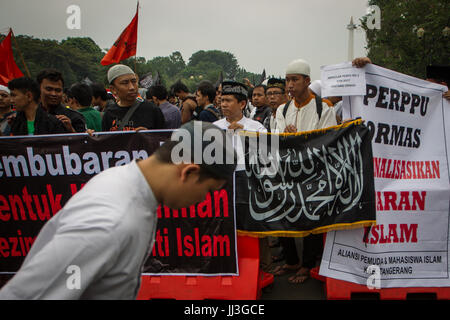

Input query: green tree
[61,37,103,56]
[2,34,262,92]
[168,51,186,77]
[188,50,239,79]
[361,0,450,79]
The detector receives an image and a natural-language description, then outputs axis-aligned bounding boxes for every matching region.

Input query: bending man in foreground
[0,121,236,300]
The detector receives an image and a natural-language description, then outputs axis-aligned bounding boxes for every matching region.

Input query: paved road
[260,237,326,300]
[261,273,326,300]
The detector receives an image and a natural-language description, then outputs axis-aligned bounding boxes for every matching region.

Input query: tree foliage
[361,0,450,79]
[2,34,262,92]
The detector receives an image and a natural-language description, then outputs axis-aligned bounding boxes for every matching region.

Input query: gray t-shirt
[0,160,158,299]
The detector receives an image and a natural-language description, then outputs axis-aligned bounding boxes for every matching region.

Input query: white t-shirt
[0,160,158,300]
[213,116,267,132]
[275,96,337,132]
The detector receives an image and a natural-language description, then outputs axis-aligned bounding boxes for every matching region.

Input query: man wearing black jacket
[8,77,66,136]
[37,69,86,133]
[102,64,166,132]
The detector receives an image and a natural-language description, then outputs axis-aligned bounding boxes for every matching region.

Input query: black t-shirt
[102,100,167,131]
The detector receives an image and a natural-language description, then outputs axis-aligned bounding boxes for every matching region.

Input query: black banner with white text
[235,120,376,237]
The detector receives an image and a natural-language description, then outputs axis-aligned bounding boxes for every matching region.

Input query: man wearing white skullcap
[275,59,337,133]
[273,59,337,285]
[0,84,14,135]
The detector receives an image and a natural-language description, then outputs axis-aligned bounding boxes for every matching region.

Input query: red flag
[101,6,139,66]
[0,29,24,85]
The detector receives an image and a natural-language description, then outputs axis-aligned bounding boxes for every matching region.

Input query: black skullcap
[221,80,248,99]
[267,78,286,90]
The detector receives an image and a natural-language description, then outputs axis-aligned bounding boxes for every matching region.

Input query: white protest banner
[319,63,450,288]
[320,62,366,97]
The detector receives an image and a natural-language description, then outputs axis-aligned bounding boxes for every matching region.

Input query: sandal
[270,264,300,276]
[288,267,310,284]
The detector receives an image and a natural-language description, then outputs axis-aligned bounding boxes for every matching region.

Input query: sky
[0,0,370,81]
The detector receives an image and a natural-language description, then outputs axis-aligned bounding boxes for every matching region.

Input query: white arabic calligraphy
[245,131,365,224]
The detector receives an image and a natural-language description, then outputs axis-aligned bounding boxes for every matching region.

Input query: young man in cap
[37,69,87,133]
[213,80,267,132]
[0,121,236,299]
[8,77,66,136]
[276,59,337,133]
[102,64,166,132]
[212,81,269,273]
[272,59,337,284]
[263,78,288,132]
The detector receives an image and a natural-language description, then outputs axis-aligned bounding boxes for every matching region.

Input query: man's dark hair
[68,83,93,107]
[8,77,41,102]
[197,81,216,103]
[154,121,237,181]
[147,85,168,100]
[36,69,65,87]
[235,94,248,103]
[171,81,189,94]
[253,84,267,93]
[90,83,108,100]
[154,140,225,182]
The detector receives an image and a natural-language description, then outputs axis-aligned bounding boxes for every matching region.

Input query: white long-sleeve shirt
[275,95,337,132]
[0,160,158,300]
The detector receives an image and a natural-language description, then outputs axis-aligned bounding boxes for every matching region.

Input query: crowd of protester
[0,57,449,292]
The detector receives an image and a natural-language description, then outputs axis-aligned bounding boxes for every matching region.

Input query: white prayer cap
[0,85,10,94]
[309,80,322,96]
[285,59,310,77]
[107,64,135,84]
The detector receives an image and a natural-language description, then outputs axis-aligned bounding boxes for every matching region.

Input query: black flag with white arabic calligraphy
[235,120,376,237]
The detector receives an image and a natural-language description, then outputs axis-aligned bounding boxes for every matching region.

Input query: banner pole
[11,29,31,78]
[134,1,139,74]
